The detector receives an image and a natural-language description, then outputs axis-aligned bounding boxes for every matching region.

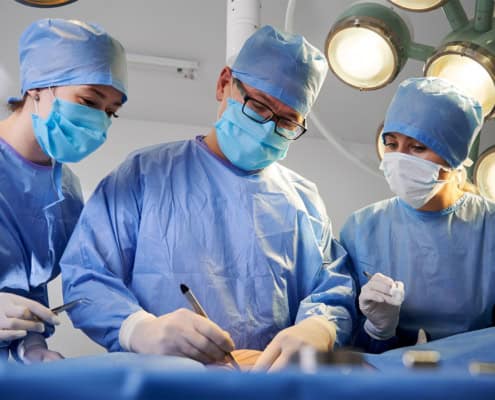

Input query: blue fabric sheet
[1,329,494,400]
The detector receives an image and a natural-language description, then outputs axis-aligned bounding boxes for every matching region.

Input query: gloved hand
[0,293,60,341]
[19,333,64,364]
[252,316,336,372]
[127,308,235,365]
[359,273,405,340]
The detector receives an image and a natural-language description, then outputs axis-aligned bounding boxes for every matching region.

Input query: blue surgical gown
[340,194,495,352]
[61,137,355,352]
[0,138,83,359]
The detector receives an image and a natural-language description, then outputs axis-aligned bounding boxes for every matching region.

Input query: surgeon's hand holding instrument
[180,284,241,371]
[0,292,61,341]
[125,303,235,363]
[252,315,337,372]
[359,272,405,340]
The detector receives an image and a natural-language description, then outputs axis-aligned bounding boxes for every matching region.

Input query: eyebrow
[85,87,122,107]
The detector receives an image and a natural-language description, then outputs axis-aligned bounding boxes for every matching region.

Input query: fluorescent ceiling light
[127,53,199,80]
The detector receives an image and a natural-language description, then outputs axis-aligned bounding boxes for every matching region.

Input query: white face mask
[380,152,451,209]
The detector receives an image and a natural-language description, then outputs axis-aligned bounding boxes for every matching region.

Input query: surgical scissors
[32,298,90,323]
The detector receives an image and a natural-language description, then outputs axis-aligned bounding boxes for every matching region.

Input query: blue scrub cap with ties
[10,18,128,103]
[231,25,328,117]
[382,77,483,168]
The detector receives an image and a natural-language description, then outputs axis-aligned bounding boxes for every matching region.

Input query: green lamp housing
[425,19,495,118]
[325,2,412,90]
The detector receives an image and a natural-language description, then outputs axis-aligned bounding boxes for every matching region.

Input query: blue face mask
[32,97,111,163]
[215,98,290,171]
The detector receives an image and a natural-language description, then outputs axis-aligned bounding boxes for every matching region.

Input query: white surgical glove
[0,293,60,341]
[18,332,64,364]
[359,273,405,340]
[120,308,235,365]
[252,316,337,372]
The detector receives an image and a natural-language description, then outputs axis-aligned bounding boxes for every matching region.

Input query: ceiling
[0,0,491,158]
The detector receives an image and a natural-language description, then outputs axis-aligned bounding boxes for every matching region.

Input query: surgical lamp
[388,0,447,12]
[425,1,495,117]
[325,2,434,90]
[375,122,385,160]
[474,145,495,200]
[14,0,77,7]
[325,0,495,119]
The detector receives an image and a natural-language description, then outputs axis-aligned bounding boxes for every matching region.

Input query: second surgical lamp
[326,0,495,199]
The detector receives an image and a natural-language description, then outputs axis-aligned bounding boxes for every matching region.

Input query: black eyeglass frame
[233,79,307,140]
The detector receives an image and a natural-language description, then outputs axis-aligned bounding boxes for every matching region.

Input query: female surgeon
[0,18,127,363]
[340,77,494,353]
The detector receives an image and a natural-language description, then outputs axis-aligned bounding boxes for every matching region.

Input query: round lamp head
[376,122,385,160]
[425,42,495,118]
[474,146,495,201]
[387,0,447,12]
[325,2,411,90]
[15,0,77,7]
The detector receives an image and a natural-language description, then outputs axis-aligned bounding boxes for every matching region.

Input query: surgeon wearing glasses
[340,77,495,353]
[61,25,356,371]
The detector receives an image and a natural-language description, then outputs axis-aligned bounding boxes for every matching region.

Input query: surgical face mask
[32,96,111,163]
[215,98,290,171]
[380,152,451,209]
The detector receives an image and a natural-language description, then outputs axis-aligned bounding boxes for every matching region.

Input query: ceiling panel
[0,0,491,152]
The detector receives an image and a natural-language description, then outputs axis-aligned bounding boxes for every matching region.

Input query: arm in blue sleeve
[340,215,398,354]
[0,222,54,359]
[295,220,357,347]
[61,158,144,351]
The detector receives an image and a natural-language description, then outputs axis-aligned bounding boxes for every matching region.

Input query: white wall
[47,117,390,358]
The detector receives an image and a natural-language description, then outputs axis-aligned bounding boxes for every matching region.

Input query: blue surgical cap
[231,25,328,117]
[382,77,483,168]
[13,18,127,103]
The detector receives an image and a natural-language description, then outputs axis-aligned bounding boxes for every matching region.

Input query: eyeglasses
[234,79,307,140]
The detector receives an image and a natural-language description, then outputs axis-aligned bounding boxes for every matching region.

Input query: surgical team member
[0,18,127,363]
[62,25,355,371]
[340,77,493,353]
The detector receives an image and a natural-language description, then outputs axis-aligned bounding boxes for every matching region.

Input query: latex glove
[359,273,405,340]
[0,293,60,341]
[19,333,64,364]
[127,308,235,365]
[252,316,336,372]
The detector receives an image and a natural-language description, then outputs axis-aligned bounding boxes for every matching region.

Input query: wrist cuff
[364,319,395,341]
[119,310,156,351]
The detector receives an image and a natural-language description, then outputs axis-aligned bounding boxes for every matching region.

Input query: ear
[216,66,233,102]
[26,89,41,101]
